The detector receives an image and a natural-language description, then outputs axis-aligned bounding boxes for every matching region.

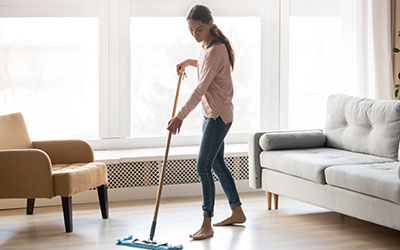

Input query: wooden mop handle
[171,73,183,117]
[150,72,183,240]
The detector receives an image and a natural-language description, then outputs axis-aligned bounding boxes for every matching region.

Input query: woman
[167,5,246,240]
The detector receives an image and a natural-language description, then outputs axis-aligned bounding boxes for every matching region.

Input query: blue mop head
[116,235,183,250]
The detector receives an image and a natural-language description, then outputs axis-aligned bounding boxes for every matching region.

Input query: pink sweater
[176,43,234,125]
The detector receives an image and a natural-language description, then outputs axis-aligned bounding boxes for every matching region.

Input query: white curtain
[346,0,393,100]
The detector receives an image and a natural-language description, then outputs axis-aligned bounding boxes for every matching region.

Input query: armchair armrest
[0,149,54,198]
[33,140,94,164]
[259,130,326,151]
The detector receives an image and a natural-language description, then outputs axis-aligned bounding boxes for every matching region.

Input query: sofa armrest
[259,130,326,151]
[398,166,400,180]
[249,132,266,189]
[33,140,94,164]
[249,129,326,189]
[0,149,54,198]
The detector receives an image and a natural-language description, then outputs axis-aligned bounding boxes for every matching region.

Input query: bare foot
[189,226,214,240]
[213,206,246,226]
[190,217,214,240]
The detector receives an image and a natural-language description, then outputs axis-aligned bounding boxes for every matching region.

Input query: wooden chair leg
[266,191,272,210]
[61,196,73,233]
[273,193,279,210]
[97,185,109,219]
[27,198,35,215]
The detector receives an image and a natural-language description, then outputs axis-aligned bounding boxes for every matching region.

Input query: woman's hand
[176,59,197,75]
[167,116,183,135]
[176,60,188,75]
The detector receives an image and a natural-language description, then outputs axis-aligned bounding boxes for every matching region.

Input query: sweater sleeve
[176,48,220,120]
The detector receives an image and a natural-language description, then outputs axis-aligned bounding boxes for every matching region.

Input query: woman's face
[187,19,211,43]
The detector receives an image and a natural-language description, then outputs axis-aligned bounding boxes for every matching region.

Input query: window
[0,17,98,140]
[288,16,346,129]
[280,0,356,129]
[130,17,261,137]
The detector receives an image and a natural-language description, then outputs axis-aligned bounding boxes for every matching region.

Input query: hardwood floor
[1,191,400,250]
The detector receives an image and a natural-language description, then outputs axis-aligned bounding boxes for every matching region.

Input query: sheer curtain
[345,0,393,100]
[392,0,400,91]
[284,0,394,130]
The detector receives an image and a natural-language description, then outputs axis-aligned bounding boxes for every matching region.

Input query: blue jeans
[197,116,242,217]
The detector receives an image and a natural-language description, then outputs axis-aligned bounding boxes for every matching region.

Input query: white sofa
[249,94,400,230]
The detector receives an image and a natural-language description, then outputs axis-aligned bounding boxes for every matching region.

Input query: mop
[116,73,185,250]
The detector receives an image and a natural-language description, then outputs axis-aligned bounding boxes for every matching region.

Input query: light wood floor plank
[1,192,400,250]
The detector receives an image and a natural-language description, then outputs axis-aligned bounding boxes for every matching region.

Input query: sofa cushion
[259,130,326,151]
[325,162,400,204]
[259,147,393,184]
[324,94,400,160]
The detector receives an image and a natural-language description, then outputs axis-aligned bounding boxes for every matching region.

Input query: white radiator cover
[107,156,248,189]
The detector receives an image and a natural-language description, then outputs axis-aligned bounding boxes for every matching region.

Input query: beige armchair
[0,112,108,233]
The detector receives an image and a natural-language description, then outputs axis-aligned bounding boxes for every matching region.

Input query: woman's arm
[168,48,221,134]
[176,59,198,75]
[176,50,220,121]
[186,59,197,67]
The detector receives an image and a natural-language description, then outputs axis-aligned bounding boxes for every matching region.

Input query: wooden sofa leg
[27,198,35,215]
[273,194,279,210]
[97,185,109,219]
[61,197,73,233]
[266,191,272,210]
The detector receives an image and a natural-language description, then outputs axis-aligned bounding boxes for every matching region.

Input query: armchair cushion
[259,130,326,151]
[0,112,32,149]
[52,162,107,197]
[0,149,54,198]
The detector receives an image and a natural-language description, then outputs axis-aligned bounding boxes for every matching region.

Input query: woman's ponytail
[210,24,235,70]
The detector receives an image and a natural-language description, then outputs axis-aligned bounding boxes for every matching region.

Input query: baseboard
[0,180,255,210]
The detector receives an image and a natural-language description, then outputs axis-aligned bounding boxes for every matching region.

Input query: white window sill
[94,143,248,164]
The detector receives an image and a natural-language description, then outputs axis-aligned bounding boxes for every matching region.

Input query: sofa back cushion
[0,112,32,149]
[324,95,400,160]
